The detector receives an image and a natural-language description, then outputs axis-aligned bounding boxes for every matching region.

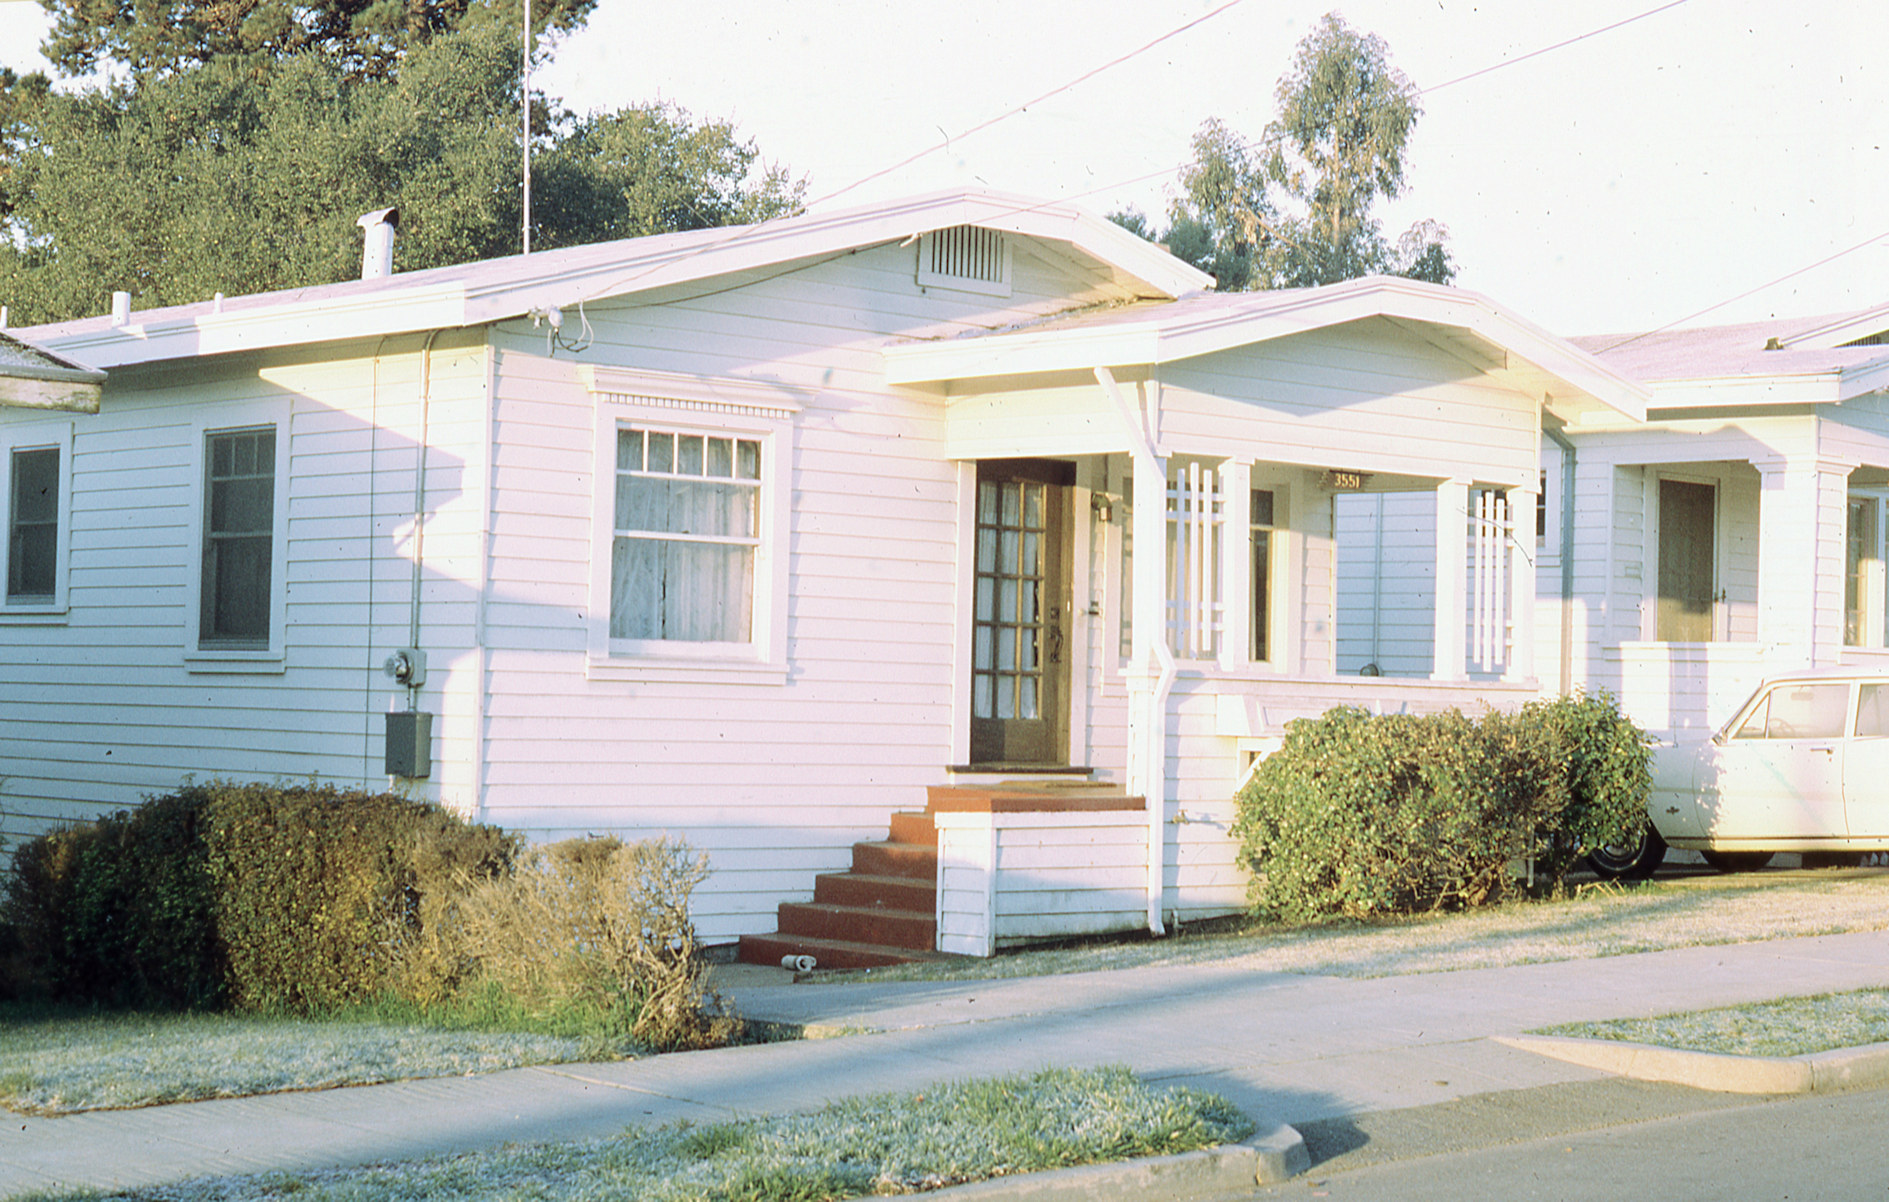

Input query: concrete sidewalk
[5,929,1889,1197]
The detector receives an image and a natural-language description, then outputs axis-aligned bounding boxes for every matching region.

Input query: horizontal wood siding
[476,238,1137,941]
[1334,491,1437,677]
[0,330,492,848]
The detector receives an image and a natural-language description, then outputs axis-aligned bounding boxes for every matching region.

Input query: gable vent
[916,225,1012,297]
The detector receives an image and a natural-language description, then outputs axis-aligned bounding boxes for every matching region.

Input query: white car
[1589,669,1889,879]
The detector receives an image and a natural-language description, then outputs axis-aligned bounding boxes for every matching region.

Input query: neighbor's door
[969,460,1072,766]
[1657,478,1716,641]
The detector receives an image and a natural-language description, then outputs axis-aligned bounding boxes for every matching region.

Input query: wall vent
[916,225,1012,297]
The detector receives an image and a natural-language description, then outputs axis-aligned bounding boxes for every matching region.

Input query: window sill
[586,655,787,686]
[0,604,68,624]
[186,649,286,675]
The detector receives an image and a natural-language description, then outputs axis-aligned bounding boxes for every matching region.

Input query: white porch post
[1220,459,1253,670]
[1432,478,1470,681]
[1504,484,1538,684]
[1095,366,1171,937]
[1754,456,1854,667]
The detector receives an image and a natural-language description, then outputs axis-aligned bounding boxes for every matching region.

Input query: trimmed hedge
[1233,692,1651,920]
[3,782,515,1011]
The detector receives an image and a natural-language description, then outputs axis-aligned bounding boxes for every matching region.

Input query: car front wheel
[1586,823,1668,881]
[1700,850,1775,873]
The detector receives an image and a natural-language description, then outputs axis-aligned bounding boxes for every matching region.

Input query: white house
[0,190,1663,956]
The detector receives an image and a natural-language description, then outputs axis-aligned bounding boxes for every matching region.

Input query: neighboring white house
[0,190,1665,944]
[1535,312,1889,738]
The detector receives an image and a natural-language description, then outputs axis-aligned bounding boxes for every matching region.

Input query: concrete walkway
[5,930,1889,1197]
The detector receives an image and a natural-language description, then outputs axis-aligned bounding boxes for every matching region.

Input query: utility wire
[1418,0,1694,95]
[1595,227,1889,352]
[807,0,1250,211]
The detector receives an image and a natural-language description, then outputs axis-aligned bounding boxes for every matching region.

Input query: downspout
[1096,365,1170,937]
[408,330,441,714]
[1543,423,1577,696]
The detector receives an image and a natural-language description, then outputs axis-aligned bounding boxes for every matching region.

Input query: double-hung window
[201,426,275,646]
[584,366,800,681]
[189,414,287,668]
[611,428,761,643]
[1,423,72,617]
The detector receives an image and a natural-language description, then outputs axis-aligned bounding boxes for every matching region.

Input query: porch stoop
[737,810,957,970]
[736,779,1143,970]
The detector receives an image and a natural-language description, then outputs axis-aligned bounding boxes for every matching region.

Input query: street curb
[1495,1034,1889,1095]
[923,1122,1310,1199]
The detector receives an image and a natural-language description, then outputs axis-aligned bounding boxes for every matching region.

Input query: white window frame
[0,420,73,621]
[184,406,289,673]
[581,366,802,684]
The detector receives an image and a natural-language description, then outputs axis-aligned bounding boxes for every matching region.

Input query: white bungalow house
[0,190,1667,957]
[1544,311,1889,738]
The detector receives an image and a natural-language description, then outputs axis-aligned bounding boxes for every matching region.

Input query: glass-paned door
[970,460,1071,765]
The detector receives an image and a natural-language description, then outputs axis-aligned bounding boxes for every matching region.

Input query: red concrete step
[737,931,957,970]
[776,901,935,950]
[887,810,937,846]
[850,839,937,880]
[813,871,935,912]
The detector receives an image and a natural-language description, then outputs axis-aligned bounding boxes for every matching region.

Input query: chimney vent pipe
[357,207,400,280]
[111,291,131,326]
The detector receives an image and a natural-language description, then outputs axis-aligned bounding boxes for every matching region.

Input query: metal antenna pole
[522,0,532,255]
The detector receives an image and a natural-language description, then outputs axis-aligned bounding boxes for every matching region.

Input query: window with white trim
[582,366,801,680]
[200,425,276,647]
[0,423,72,616]
[611,427,762,643]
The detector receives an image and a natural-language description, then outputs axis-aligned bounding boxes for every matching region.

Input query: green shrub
[1521,690,1655,875]
[1,782,515,1013]
[2,793,221,1009]
[2,785,737,1054]
[1233,694,1650,920]
[196,782,516,1011]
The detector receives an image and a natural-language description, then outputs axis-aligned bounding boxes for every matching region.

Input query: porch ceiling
[884,275,1647,425]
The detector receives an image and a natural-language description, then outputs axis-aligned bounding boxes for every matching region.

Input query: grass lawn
[822,865,1889,984]
[0,1006,590,1116]
[10,1066,1253,1202]
[1538,987,1889,1058]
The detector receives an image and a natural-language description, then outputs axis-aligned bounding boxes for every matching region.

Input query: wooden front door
[969,460,1072,766]
[1658,478,1716,641]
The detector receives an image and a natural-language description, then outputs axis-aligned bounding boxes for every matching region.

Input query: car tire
[1700,849,1775,873]
[1586,823,1667,881]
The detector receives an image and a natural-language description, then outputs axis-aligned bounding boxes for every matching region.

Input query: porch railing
[1166,463,1223,659]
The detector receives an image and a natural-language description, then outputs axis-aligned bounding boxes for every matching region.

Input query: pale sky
[2,0,1883,337]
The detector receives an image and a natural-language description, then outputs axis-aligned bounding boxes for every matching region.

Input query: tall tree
[36,0,597,82]
[1133,13,1455,291]
[0,24,804,325]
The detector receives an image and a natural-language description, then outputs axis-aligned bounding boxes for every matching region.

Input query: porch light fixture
[1092,494,1114,523]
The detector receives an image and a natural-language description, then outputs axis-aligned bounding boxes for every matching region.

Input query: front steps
[737,810,956,970]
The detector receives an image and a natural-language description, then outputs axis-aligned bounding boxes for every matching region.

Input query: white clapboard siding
[1334,491,1438,677]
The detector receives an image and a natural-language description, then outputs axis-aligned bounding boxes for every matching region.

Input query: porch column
[1754,456,1854,667]
[1126,448,1172,935]
[1504,483,1539,684]
[1432,478,1469,681]
[1219,459,1253,669]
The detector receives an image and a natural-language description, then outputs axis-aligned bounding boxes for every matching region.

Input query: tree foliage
[0,23,804,325]
[36,0,597,82]
[1122,13,1455,291]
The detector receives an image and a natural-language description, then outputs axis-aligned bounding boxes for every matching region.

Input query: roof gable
[884,275,1647,424]
[20,190,1214,370]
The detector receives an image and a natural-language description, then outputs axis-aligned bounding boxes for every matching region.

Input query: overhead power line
[807,0,1251,211]
[1419,0,1694,95]
[1596,228,1889,352]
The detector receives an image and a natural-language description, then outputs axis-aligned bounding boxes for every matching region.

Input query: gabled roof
[19,190,1213,370]
[883,274,1648,424]
[1571,309,1889,410]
